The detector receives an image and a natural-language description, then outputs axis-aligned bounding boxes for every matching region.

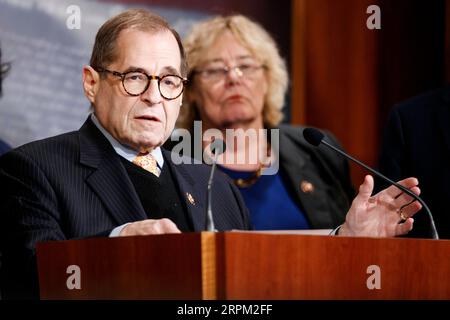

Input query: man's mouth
[135,115,161,123]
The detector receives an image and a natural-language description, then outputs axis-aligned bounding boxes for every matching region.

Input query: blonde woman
[171,14,420,235]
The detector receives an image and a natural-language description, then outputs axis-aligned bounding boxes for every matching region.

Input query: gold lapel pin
[300,181,315,193]
[186,192,196,205]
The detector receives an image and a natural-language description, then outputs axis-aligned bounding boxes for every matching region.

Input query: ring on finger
[398,209,408,221]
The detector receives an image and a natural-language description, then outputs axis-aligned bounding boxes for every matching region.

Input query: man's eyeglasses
[194,64,266,83]
[95,67,188,100]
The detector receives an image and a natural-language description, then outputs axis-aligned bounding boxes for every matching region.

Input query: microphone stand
[206,151,218,232]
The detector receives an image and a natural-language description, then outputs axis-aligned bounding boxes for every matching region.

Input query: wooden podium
[36,232,450,299]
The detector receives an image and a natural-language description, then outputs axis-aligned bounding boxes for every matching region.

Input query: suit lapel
[162,149,206,231]
[278,128,337,228]
[78,119,147,225]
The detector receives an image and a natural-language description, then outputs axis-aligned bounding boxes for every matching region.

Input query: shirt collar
[90,113,164,168]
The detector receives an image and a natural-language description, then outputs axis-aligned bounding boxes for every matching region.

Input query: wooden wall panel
[377,0,445,128]
[292,0,380,185]
[292,0,446,186]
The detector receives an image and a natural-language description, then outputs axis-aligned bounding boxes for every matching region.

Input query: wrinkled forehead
[198,30,259,66]
[112,29,181,73]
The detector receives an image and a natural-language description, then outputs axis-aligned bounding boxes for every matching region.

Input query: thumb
[355,175,374,203]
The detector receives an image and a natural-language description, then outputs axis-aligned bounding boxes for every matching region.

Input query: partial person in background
[379,86,450,239]
[0,45,12,155]
[171,14,421,235]
[0,43,11,300]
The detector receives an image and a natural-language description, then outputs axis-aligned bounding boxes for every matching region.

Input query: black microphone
[303,127,439,239]
[206,139,226,232]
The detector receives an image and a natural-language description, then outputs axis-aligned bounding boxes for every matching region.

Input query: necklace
[234,164,264,188]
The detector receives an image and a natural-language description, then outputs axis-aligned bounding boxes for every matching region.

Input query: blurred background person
[173,14,356,231]
[378,86,450,239]
[0,43,11,299]
[0,45,11,155]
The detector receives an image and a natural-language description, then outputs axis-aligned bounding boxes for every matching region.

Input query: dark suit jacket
[0,118,250,299]
[277,125,354,228]
[378,86,450,239]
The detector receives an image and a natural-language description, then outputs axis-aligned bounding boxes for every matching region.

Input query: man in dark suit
[0,9,424,300]
[0,9,250,300]
[379,86,450,239]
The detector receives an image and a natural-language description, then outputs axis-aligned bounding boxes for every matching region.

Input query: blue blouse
[219,166,310,230]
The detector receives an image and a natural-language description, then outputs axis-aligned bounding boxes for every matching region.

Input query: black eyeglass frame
[95,67,188,100]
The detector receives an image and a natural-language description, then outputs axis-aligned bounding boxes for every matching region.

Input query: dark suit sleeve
[0,149,66,299]
[378,107,406,190]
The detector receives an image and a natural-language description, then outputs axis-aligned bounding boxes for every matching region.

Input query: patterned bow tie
[132,152,160,177]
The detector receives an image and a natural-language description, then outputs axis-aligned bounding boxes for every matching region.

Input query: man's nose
[140,79,163,104]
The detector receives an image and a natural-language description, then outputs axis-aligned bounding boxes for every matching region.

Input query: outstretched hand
[339,175,422,237]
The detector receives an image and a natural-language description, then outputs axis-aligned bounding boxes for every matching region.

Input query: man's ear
[82,66,100,103]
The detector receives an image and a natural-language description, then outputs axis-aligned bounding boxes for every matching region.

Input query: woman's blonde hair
[177,14,288,129]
